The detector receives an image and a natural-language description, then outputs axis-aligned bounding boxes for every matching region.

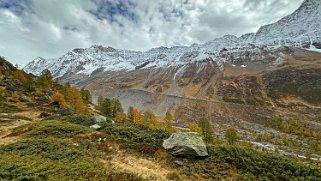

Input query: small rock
[127,160,134,166]
[19,95,31,102]
[90,124,102,130]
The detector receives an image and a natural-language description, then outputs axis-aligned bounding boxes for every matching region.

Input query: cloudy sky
[0,0,303,65]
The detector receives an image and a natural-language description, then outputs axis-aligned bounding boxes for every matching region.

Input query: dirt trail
[0,109,41,145]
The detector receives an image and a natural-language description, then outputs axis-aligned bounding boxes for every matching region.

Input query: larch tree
[128,106,143,124]
[98,95,104,107]
[62,82,71,101]
[37,69,53,89]
[13,70,27,81]
[50,91,68,108]
[22,75,36,92]
[165,111,174,132]
[100,98,112,117]
[143,110,158,128]
[81,88,92,103]
[189,121,203,135]
[111,99,123,117]
[225,128,239,145]
[67,86,85,112]
[199,117,213,143]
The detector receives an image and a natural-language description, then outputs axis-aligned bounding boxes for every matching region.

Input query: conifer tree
[98,95,104,107]
[62,82,71,101]
[111,99,123,117]
[189,122,203,135]
[225,128,239,145]
[67,86,85,112]
[22,75,36,92]
[50,91,68,107]
[199,117,213,143]
[13,70,26,81]
[128,106,143,123]
[37,69,53,89]
[100,98,112,117]
[165,111,174,132]
[143,110,158,128]
[80,88,92,103]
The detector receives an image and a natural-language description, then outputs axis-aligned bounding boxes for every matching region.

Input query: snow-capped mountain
[24,0,321,78]
[24,38,252,78]
[253,0,321,47]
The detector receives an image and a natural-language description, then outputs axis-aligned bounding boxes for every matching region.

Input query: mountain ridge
[24,0,321,79]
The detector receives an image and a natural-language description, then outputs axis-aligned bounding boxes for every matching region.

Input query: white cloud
[0,0,304,65]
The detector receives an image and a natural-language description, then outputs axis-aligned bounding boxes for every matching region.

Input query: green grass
[0,102,22,113]
[0,115,32,123]
[10,120,92,139]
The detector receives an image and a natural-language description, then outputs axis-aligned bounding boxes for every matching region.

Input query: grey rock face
[163,132,208,157]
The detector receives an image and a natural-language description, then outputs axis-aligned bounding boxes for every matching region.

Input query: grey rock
[163,132,208,157]
[19,95,32,102]
[173,160,184,166]
[94,114,107,123]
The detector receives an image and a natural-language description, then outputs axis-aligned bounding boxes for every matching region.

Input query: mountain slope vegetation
[1,57,321,180]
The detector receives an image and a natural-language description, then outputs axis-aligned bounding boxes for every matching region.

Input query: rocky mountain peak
[24,0,321,79]
[253,0,321,45]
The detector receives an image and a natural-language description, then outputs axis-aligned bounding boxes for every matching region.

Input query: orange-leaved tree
[66,86,85,112]
[128,106,143,124]
[50,91,69,108]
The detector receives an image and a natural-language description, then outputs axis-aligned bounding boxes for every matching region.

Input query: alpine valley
[24,0,321,159]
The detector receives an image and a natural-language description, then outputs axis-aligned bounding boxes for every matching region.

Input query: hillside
[1,57,321,180]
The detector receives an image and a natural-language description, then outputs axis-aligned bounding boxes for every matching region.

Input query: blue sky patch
[0,0,33,16]
[89,0,138,25]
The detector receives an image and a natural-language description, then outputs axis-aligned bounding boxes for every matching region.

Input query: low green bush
[205,146,321,180]
[11,120,92,138]
[63,114,96,127]
[56,108,75,116]
[103,123,170,148]
[0,139,85,160]
[40,112,51,118]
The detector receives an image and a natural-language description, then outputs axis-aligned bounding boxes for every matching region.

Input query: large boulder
[94,114,107,123]
[163,132,208,157]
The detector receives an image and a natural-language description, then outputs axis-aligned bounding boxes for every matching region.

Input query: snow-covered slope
[254,0,321,47]
[24,0,321,78]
